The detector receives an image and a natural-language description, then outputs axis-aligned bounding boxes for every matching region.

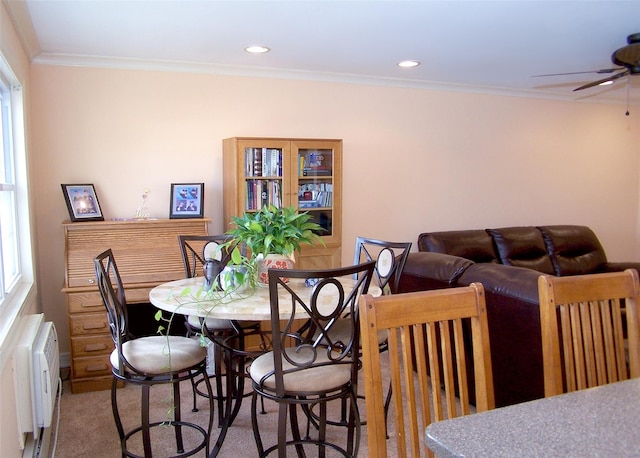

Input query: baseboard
[59,352,70,369]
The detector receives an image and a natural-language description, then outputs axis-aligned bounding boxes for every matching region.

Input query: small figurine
[135,188,151,219]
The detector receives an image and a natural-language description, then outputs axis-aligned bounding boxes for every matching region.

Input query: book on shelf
[246,179,282,210]
[245,147,283,177]
[302,168,332,176]
[299,199,319,209]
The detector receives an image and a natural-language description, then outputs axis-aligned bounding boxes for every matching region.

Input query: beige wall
[1,1,36,456]
[30,64,640,357]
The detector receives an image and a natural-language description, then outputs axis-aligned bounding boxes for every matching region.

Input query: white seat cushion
[250,348,352,393]
[111,335,206,375]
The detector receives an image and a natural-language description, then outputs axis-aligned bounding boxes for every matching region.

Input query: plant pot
[258,253,294,285]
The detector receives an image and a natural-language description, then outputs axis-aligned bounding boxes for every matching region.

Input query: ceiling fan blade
[532,68,623,77]
[573,70,629,91]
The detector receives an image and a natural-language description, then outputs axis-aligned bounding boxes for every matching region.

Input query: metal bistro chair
[250,261,376,457]
[353,237,412,419]
[359,285,495,457]
[538,269,640,397]
[94,248,215,458]
[178,234,263,424]
[317,237,412,431]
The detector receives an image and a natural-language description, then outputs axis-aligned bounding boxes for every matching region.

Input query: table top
[149,276,380,321]
[425,378,640,457]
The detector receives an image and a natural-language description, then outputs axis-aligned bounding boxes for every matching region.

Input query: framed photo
[61,184,104,222]
[170,183,204,219]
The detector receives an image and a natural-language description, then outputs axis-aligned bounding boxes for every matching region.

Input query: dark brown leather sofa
[398,225,640,407]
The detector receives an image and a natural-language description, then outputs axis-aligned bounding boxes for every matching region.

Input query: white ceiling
[7,0,640,105]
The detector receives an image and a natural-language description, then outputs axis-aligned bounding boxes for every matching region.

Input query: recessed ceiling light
[398,60,420,68]
[245,46,270,54]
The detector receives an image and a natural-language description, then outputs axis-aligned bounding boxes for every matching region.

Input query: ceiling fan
[534,33,640,92]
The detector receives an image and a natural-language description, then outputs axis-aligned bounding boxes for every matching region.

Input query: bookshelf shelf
[223,137,342,269]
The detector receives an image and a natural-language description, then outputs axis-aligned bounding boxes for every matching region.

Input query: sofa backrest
[538,225,607,276]
[417,230,499,263]
[487,226,555,275]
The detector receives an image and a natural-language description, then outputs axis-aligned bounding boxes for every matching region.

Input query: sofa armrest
[458,263,541,305]
[398,252,474,293]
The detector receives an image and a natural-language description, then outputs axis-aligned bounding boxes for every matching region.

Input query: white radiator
[14,313,60,454]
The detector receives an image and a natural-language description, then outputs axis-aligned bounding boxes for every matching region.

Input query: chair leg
[347,392,361,457]
[318,400,328,458]
[288,403,307,457]
[251,391,266,457]
[111,377,127,457]
[189,374,199,412]
[214,340,225,427]
[172,380,185,454]
[141,384,153,457]
[383,381,392,438]
[277,402,289,458]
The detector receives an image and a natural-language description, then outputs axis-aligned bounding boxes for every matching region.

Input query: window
[0,75,19,299]
[0,53,32,313]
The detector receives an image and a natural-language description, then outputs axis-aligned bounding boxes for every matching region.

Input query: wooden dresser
[62,218,209,393]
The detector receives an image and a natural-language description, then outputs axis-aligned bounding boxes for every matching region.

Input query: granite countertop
[426,378,640,457]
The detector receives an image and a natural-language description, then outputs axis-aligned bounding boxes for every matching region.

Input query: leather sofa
[397,225,640,407]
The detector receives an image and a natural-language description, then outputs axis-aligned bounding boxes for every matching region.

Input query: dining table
[149,275,380,457]
[425,377,640,457]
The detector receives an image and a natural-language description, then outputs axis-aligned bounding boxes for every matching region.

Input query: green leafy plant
[226,205,325,258]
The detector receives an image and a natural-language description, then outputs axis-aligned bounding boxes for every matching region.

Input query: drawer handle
[86,364,108,372]
[82,323,107,330]
[87,279,95,284]
[84,343,108,352]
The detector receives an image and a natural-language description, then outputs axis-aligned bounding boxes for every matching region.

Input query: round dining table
[149,275,380,457]
[149,276,380,321]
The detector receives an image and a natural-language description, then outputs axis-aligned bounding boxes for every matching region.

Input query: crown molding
[3,0,41,60]
[32,52,634,107]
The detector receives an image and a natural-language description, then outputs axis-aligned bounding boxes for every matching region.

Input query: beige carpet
[51,348,467,457]
[51,368,384,458]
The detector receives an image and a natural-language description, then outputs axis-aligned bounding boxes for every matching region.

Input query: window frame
[0,53,35,351]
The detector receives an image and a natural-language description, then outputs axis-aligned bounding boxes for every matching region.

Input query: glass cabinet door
[243,146,285,211]
[293,141,340,240]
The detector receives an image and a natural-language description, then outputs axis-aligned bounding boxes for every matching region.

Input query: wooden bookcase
[222,137,342,269]
[61,218,209,393]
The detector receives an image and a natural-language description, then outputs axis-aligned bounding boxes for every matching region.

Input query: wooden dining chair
[538,269,640,397]
[359,284,495,458]
[339,237,412,430]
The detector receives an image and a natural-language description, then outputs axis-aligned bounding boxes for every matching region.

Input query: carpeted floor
[51,367,384,457]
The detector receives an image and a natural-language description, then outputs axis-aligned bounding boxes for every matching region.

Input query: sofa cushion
[538,225,607,276]
[417,230,498,263]
[487,226,555,274]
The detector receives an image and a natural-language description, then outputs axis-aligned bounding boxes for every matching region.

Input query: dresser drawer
[67,290,104,314]
[71,334,114,357]
[72,355,112,379]
[70,312,109,336]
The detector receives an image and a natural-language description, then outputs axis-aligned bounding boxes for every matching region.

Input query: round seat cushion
[250,348,352,393]
[111,335,206,375]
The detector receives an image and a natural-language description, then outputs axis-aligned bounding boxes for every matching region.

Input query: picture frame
[61,184,104,222]
[170,183,204,219]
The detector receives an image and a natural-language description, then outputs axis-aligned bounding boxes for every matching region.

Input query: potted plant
[226,205,325,283]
